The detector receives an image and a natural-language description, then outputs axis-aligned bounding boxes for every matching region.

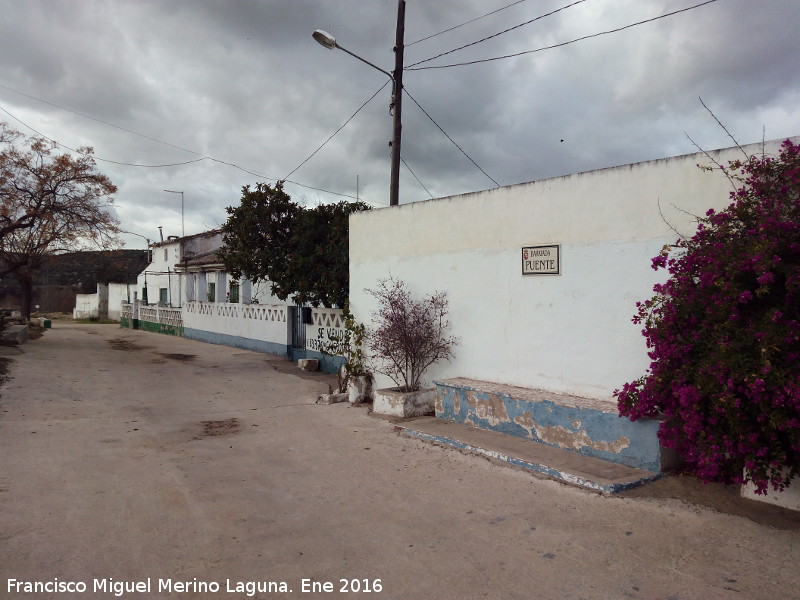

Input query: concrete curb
[395,418,661,495]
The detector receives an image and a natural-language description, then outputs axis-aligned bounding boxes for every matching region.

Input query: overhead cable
[0,82,200,156]
[408,0,589,68]
[284,80,390,180]
[400,157,434,199]
[403,88,500,188]
[0,103,358,200]
[407,0,719,70]
[406,0,534,47]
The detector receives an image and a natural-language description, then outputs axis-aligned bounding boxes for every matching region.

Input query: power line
[284,80,390,180]
[407,0,719,70]
[403,87,500,188]
[408,0,589,68]
[406,0,534,47]
[0,82,201,156]
[400,157,434,199]
[0,102,359,201]
[0,104,207,168]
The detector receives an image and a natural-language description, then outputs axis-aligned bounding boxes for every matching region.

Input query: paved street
[1,323,798,600]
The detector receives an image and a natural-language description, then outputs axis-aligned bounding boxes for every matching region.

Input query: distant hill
[32,250,148,288]
[0,250,148,313]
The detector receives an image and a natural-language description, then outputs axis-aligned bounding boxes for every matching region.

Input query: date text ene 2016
[302,579,382,593]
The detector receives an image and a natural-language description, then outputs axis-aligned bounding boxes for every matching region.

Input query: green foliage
[320,310,368,374]
[219,181,369,308]
[292,201,370,308]
[319,309,369,393]
[218,182,300,299]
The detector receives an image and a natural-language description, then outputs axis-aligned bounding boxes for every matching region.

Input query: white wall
[349,138,797,401]
[73,283,135,320]
[182,301,289,352]
[73,292,97,319]
[137,239,183,307]
[108,283,134,320]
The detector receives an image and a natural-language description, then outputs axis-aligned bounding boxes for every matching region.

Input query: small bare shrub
[366,277,457,393]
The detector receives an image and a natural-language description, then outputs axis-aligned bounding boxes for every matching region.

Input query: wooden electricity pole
[389,0,405,207]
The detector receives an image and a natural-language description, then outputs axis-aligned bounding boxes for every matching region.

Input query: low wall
[303,307,346,373]
[108,283,134,320]
[74,283,135,321]
[182,302,288,357]
[741,476,800,511]
[125,301,346,374]
[73,293,97,319]
[435,378,669,472]
[137,306,184,336]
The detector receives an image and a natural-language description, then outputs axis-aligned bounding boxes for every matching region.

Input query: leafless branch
[698,96,748,159]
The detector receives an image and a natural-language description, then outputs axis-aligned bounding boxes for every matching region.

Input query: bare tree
[0,122,120,318]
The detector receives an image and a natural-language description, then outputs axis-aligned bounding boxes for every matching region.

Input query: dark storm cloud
[0,0,798,247]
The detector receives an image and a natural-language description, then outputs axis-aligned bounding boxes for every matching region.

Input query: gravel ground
[1,322,798,600]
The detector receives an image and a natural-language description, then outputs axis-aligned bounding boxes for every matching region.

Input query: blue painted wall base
[183,328,344,374]
[434,378,671,473]
[123,319,345,375]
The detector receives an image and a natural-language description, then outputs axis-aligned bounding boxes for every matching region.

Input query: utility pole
[389,0,405,207]
[312,0,405,206]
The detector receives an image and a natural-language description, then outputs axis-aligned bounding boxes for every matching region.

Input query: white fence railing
[185,301,287,323]
[122,301,345,362]
[121,303,133,320]
[122,303,183,328]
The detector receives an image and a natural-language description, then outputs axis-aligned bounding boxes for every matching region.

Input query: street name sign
[522,245,560,275]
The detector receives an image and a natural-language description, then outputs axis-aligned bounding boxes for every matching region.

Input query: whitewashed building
[124,228,346,373]
[348,136,800,503]
[73,283,136,321]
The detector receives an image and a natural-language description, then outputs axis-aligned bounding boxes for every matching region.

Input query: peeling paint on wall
[434,388,444,415]
[466,390,508,426]
[435,378,666,472]
[531,423,630,454]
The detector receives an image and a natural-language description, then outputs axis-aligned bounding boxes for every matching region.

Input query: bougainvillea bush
[615,139,800,494]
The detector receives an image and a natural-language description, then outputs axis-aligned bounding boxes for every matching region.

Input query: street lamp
[312,0,405,206]
[121,230,152,261]
[163,189,185,237]
[120,230,152,304]
[312,30,392,78]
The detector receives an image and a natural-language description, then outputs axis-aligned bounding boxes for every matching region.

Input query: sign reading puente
[522,245,560,275]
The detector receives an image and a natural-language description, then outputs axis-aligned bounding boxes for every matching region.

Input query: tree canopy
[0,122,120,317]
[219,182,369,308]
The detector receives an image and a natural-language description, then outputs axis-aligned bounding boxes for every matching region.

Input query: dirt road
[1,323,798,599]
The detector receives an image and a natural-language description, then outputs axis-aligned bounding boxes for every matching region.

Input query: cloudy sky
[1,0,798,249]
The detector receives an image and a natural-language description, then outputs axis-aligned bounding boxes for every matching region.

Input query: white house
[348,136,800,498]
[350,138,796,401]
[136,230,224,308]
[126,228,346,373]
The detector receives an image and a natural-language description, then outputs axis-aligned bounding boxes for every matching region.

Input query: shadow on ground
[269,360,340,389]
[619,472,800,530]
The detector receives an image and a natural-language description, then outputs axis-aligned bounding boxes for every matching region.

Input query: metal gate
[288,305,307,359]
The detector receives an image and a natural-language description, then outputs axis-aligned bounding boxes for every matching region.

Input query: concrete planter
[348,374,373,405]
[741,468,800,512]
[373,387,436,418]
